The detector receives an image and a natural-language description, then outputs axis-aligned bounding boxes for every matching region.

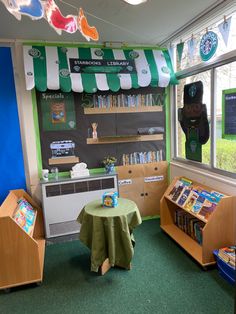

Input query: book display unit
[160,177,236,267]
[0,190,45,291]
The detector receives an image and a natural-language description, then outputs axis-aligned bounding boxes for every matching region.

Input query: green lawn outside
[181,137,236,173]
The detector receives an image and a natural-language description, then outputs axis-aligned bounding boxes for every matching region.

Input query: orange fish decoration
[77,8,99,41]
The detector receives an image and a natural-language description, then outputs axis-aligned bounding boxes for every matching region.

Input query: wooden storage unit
[0,190,45,290]
[117,161,168,217]
[160,177,236,267]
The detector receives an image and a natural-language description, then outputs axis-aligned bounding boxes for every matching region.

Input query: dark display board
[36,87,166,171]
[222,88,236,139]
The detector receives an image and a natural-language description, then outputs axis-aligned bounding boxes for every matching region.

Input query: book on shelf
[183,190,199,212]
[177,186,192,207]
[174,210,205,244]
[169,177,192,201]
[197,199,217,220]
[193,221,205,244]
[191,191,207,214]
[12,198,36,235]
[210,190,225,203]
[218,246,236,268]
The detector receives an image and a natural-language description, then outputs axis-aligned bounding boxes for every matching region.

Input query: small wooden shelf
[49,156,79,165]
[0,190,45,290]
[160,177,236,268]
[84,106,163,114]
[87,134,163,145]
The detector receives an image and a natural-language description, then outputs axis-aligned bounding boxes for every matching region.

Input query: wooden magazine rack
[160,177,236,267]
[0,190,45,291]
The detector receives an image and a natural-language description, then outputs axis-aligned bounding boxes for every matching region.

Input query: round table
[77,198,142,273]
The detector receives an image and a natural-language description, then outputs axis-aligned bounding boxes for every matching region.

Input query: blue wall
[0,47,26,204]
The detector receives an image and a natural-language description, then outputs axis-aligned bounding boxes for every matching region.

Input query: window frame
[172,49,236,179]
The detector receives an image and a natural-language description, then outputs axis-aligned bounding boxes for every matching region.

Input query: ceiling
[0,0,221,46]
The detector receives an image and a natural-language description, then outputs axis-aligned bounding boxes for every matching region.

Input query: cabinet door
[143,161,168,192]
[116,164,144,179]
[142,161,168,216]
[143,181,168,216]
[117,165,144,214]
[119,190,145,216]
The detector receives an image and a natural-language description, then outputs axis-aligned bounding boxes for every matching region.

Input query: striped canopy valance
[23,45,178,93]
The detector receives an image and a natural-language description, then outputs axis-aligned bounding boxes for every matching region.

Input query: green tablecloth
[77,198,142,272]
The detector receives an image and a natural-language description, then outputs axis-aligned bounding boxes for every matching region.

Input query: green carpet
[0,219,235,314]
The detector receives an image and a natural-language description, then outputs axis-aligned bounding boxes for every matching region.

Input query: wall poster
[222,88,236,140]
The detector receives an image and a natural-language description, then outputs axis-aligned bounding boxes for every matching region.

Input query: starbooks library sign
[69,59,136,74]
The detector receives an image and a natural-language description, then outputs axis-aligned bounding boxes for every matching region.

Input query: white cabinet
[41,174,118,238]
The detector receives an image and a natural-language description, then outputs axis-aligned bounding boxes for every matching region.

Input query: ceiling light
[122,0,148,5]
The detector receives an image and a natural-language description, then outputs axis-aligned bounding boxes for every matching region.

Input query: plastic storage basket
[213,250,236,285]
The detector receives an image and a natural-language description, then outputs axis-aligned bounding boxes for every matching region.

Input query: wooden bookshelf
[160,177,236,267]
[0,190,45,291]
[84,106,163,114]
[87,134,163,145]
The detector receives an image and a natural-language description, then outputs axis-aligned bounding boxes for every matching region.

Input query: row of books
[169,177,225,221]
[122,150,163,165]
[175,210,205,244]
[13,198,36,235]
[218,246,236,268]
[90,93,165,108]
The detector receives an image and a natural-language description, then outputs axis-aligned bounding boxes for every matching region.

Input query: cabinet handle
[128,170,132,174]
[145,193,148,196]
[154,167,158,171]
[140,193,144,197]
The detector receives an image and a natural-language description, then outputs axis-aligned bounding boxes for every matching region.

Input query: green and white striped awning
[23,45,178,93]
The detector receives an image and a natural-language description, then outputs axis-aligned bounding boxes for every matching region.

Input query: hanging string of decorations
[169,14,233,64]
[0,0,99,41]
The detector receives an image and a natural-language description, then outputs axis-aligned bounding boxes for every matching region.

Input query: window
[173,5,236,178]
[215,62,236,173]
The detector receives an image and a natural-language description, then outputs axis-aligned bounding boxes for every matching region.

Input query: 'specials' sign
[69,59,136,74]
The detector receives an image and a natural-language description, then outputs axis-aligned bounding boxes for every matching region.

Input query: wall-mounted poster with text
[222,88,236,140]
[40,91,76,131]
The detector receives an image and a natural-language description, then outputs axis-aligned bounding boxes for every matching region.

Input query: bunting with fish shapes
[0,0,99,40]
[44,0,77,35]
[0,0,44,20]
[77,8,99,41]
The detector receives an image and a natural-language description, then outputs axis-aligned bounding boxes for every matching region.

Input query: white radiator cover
[41,173,118,238]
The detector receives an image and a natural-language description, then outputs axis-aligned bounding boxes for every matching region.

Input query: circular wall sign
[200,31,218,61]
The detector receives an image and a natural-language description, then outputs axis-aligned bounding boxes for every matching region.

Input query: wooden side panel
[0,189,45,289]
[202,196,236,264]
[0,217,41,289]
